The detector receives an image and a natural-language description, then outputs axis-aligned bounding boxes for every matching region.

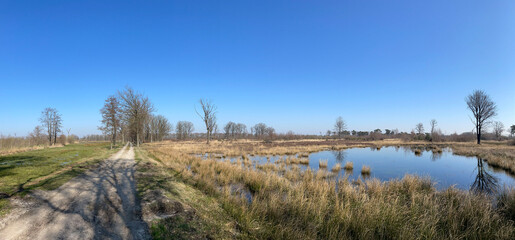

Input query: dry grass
[152,139,396,157]
[361,165,371,175]
[331,163,341,172]
[452,143,515,174]
[319,160,328,168]
[343,161,353,170]
[299,158,310,165]
[141,140,515,239]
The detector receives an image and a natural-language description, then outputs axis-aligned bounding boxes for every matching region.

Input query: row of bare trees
[251,123,275,138]
[99,95,280,145]
[99,87,171,148]
[96,89,510,146]
[176,121,195,140]
[146,115,172,142]
[224,122,247,139]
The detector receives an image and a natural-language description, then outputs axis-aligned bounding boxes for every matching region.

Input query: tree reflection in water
[430,151,442,161]
[332,150,347,163]
[470,158,499,194]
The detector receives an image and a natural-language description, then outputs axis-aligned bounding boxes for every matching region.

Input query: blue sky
[1,0,514,136]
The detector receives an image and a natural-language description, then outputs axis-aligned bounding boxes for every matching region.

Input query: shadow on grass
[8,154,150,239]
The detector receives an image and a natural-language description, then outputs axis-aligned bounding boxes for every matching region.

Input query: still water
[247,146,515,191]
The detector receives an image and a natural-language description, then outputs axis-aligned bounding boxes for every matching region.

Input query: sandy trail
[0,144,150,240]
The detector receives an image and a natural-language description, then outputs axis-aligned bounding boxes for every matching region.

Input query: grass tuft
[331,163,341,172]
[343,161,354,170]
[319,159,328,168]
[361,165,371,175]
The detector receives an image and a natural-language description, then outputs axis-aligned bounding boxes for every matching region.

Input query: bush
[58,134,67,145]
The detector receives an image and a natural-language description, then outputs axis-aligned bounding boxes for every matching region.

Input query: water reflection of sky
[306,147,515,190]
[206,146,515,191]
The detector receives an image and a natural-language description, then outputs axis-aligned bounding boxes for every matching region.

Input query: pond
[212,146,515,191]
[305,146,515,191]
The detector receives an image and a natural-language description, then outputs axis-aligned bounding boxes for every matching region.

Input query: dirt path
[0,144,150,240]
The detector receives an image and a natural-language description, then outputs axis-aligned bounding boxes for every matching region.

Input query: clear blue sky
[1,0,514,137]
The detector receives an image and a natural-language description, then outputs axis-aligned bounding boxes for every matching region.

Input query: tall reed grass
[144,142,515,239]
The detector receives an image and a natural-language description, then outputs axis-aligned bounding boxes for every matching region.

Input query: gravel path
[0,144,150,240]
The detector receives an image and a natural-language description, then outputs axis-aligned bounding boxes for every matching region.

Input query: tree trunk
[112,132,116,148]
[477,125,481,145]
[48,130,52,145]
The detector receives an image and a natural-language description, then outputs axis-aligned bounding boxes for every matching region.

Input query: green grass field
[0,142,118,215]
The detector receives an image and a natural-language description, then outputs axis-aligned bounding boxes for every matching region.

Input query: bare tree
[152,115,172,141]
[29,126,46,145]
[334,117,347,138]
[213,123,219,140]
[66,128,71,144]
[223,122,246,139]
[52,113,62,145]
[196,99,217,144]
[252,123,268,137]
[120,122,128,144]
[99,96,120,149]
[265,127,276,140]
[235,123,247,136]
[40,108,54,145]
[224,121,236,139]
[145,115,155,143]
[430,119,437,135]
[326,130,332,137]
[40,108,61,145]
[466,90,497,144]
[415,123,424,135]
[493,121,504,141]
[511,125,515,138]
[118,87,154,146]
[176,121,194,140]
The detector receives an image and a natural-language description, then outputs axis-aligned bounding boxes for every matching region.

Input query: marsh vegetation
[140,139,515,239]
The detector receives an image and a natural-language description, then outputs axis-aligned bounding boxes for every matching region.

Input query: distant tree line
[8,88,512,151]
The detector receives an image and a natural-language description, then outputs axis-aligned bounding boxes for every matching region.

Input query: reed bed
[143,141,515,240]
[343,161,353,170]
[452,144,515,174]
